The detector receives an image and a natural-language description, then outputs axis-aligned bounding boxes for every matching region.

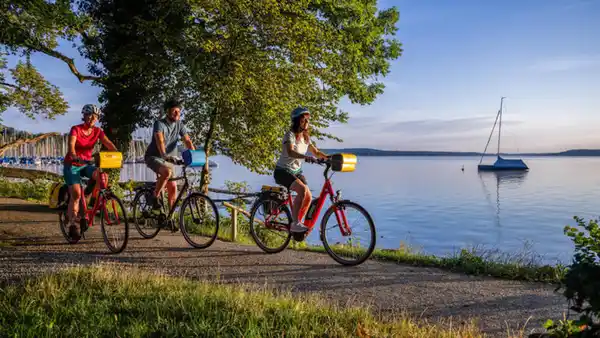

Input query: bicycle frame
[78,170,121,229]
[269,161,352,236]
[153,164,192,219]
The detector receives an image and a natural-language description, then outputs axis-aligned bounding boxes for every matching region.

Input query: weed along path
[0,197,568,337]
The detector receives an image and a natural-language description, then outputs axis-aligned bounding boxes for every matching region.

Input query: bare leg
[289,179,312,223]
[166,180,177,209]
[154,165,173,198]
[68,184,82,224]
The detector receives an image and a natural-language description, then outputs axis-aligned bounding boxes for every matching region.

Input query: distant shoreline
[321,148,600,157]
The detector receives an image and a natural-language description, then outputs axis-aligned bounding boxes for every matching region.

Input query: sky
[2,0,599,153]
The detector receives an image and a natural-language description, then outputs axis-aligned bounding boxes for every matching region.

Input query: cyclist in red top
[63,104,118,240]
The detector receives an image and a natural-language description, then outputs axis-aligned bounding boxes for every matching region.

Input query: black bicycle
[130,157,220,249]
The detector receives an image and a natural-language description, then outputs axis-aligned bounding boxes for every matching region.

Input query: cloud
[530,55,600,72]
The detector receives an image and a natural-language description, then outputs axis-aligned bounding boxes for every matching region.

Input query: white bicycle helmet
[81,104,101,117]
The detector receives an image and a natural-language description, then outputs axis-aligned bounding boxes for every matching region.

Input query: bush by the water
[539,216,600,337]
[0,178,51,202]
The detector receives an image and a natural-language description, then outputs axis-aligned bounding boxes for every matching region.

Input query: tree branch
[31,44,104,83]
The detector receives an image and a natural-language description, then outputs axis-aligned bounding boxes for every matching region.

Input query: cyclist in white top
[273,107,328,233]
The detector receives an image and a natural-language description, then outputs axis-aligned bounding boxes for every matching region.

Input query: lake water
[32,156,600,265]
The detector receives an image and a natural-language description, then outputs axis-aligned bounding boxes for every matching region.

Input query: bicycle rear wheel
[179,192,220,249]
[100,193,129,253]
[249,197,292,254]
[320,200,376,266]
[131,189,161,239]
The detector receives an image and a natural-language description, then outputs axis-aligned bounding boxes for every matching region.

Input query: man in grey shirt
[144,99,195,210]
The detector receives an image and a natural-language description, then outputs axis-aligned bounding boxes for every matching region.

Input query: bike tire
[179,192,220,249]
[131,189,161,239]
[249,197,292,254]
[320,200,376,266]
[100,193,129,254]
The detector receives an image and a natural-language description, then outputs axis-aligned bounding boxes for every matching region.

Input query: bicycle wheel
[249,197,292,254]
[179,192,220,249]
[100,193,129,254]
[131,189,161,239]
[320,200,376,266]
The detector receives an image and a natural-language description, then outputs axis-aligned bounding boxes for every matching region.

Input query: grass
[302,243,567,284]
[0,264,487,338]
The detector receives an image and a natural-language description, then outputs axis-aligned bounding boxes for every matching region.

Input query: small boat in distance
[478,97,529,171]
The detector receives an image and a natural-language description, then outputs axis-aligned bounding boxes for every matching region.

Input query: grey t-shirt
[145,118,189,158]
[275,130,311,174]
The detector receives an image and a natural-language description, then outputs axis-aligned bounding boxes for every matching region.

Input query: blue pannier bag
[182,149,206,167]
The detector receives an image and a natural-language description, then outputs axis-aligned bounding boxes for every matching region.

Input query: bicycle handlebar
[164,156,186,166]
[306,157,331,165]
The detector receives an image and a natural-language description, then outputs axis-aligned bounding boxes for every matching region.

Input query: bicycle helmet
[291,106,310,121]
[81,104,101,117]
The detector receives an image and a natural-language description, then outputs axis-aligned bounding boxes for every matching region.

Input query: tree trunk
[199,109,217,195]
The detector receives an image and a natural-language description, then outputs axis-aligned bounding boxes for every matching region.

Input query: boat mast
[478,97,504,165]
[497,97,505,157]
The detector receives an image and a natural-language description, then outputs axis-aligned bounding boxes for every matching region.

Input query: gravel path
[0,197,570,336]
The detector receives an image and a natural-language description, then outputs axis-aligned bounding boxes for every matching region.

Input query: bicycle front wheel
[320,200,376,266]
[179,192,220,249]
[100,193,129,254]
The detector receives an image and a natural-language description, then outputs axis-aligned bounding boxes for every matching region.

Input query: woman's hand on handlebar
[305,155,317,164]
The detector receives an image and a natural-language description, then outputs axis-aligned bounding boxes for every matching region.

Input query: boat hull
[478,156,528,171]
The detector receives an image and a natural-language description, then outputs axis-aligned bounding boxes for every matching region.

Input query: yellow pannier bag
[329,153,357,172]
[48,182,69,209]
[94,151,123,169]
[261,185,284,193]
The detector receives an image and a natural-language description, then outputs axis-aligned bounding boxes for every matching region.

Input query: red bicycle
[249,154,376,266]
[58,152,129,253]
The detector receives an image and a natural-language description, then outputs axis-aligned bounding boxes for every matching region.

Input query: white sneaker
[290,221,308,233]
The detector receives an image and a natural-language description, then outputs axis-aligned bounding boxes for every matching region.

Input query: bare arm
[154,131,167,158]
[182,134,195,150]
[309,143,327,159]
[100,135,118,151]
[68,135,77,158]
[284,142,310,159]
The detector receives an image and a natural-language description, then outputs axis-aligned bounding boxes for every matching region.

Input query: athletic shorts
[63,164,96,186]
[273,167,307,189]
[145,156,174,174]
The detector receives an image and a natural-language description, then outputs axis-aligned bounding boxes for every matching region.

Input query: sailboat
[477,97,528,171]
